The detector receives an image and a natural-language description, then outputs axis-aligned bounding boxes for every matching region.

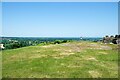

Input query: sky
[0,2,2,37]
[2,2,118,37]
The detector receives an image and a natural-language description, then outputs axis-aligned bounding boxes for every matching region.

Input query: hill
[2,41,118,78]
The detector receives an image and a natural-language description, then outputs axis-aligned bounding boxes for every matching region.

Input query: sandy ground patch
[89,43,99,47]
[85,56,98,61]
[100,46,112,50]
[57,42,112,52]
[53,49,72,53]
[89,46,112,50]
[88,70,102,78]
[53,56,64,59]
[88,43,112,50]
[61,48,81,53]
[54,43,82,52]
[60,52,75,56]
[98,52,108,54]
[67,65,81,68]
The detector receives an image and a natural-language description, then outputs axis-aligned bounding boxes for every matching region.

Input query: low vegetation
[2,41,118,78]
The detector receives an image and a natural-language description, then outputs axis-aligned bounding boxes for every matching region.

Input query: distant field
[2,41,118,78]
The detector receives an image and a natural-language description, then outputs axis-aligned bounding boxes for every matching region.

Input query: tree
[104,35,110,43]
[110,35,115,42]
[54,40,61,44]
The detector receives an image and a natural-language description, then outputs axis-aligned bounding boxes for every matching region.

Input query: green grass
[2,41,118,78]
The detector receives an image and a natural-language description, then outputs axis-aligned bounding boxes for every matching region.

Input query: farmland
[2,41,118,78]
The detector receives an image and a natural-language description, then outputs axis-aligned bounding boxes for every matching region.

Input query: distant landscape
[1,37,102,50]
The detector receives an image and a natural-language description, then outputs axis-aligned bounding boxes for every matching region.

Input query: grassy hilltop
[2,41,118,78]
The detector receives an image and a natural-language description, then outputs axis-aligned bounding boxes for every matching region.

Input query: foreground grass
[2,41,118,78]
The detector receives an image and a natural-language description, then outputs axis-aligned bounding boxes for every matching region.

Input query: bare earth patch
[89,43,99,47]
[54,49,72,53]
[54,45,82,53]
[88,70,102,78]
[100,46,112,50]
[57,42,112,53]
[85,56,98,61]
[53,56,64,59]
[60,52,75,56]
[67,65,81,68]
[88,43,112,50]
[98,52,108,54]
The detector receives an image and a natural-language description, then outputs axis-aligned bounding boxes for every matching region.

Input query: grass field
[2,41,118,78]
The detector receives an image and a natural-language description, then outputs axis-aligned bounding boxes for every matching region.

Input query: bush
[54,40,61,44]
[103,35,120,44]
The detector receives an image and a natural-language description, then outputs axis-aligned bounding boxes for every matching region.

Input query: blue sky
[2,2,118,37]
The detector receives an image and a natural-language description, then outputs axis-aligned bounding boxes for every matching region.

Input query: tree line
[1,38,71,50]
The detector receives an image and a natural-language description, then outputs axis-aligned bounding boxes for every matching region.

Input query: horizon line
[1,36,104,38]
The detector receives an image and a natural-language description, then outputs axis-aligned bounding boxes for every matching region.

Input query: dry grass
[88,70,102,78]
[2,41,118,78]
